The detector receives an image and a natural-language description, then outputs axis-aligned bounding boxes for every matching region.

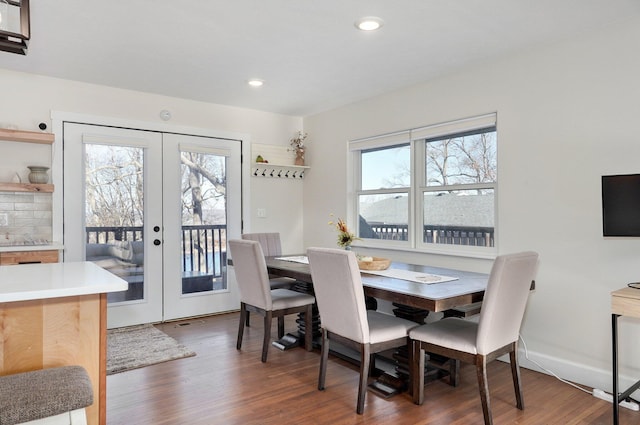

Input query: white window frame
[348,113,498,259]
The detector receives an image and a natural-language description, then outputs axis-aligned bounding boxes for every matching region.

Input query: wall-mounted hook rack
[252,163,309,180]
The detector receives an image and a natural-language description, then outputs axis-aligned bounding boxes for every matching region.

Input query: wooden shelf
[0,128,54,144]
[251,143,309,179]
[0,183,54,193]
[252,163,309,179]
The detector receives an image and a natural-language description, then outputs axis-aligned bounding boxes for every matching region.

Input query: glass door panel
[180,150,227,295]
[84,144,145,303]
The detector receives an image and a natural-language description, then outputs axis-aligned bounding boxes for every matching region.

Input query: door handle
[154,239,161,246]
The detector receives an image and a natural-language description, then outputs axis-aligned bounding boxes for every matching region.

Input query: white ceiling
[1,1,640,116]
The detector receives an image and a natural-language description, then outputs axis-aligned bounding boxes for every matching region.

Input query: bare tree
[180,151,227,272]
[426,131,497,190]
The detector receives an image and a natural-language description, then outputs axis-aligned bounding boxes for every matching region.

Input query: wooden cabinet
[0,250,59,265]
[0,128,55,193]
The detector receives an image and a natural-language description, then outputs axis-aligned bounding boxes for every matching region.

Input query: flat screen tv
[602,174,640,237]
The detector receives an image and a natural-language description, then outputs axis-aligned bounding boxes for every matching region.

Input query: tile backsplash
[0,192,52,245]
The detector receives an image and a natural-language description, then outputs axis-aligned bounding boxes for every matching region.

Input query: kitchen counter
[0,261,128,425]
[0,242,63,252]
[0,261,127,302]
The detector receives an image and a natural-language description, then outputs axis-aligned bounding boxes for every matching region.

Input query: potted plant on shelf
[289,131,308,166]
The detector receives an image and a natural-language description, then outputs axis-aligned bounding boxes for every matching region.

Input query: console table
[611,286,640,424]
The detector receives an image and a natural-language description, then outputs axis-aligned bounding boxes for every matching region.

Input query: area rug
[107,324,196,375]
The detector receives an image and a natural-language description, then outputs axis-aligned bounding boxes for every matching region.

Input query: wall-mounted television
[602,173,640,237]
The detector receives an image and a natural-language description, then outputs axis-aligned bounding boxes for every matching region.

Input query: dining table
[263,255,490,312]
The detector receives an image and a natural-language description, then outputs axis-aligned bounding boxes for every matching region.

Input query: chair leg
[236,303,246,350]
[450,358,460,387]
[262,311,272,363]
[304,304,313,351]
[318,329,329,390]
[406,338,413,397]
[475,355,493,425]
[357,343,371,414]
[510,346,525,410]
[277,316,285,339]
[412,340,425,405]
[245,311,250,327]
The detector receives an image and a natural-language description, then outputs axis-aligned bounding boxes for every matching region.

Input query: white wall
[0,69,305,253]
[303,16,640,395]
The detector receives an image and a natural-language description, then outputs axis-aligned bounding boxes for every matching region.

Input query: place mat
[275,255,309,264]
[362,268,458,284]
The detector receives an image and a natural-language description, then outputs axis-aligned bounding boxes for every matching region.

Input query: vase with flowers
[289,131,308,166]
[328,214,360,249]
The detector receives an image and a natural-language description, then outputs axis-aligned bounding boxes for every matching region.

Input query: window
[350,114,497,255]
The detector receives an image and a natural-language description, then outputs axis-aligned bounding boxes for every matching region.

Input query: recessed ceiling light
[355,16,384,31]
[248,79,264,87]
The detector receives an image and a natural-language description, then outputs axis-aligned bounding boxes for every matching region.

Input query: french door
[63,123,241,328]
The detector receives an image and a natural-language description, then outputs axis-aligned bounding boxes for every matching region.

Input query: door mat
[107,324,196,375]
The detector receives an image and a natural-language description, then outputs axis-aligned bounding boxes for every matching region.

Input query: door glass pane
[84,144,145,303]
[180,150,227,294]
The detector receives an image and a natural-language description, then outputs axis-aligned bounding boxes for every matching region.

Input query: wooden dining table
[263,255,490,312]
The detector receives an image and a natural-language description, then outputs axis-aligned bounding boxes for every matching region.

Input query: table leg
[612,313,620,425]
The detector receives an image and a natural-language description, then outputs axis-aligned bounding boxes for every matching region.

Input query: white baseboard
[516,346,640,401]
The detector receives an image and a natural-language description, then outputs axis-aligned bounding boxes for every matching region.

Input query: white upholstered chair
[229,239,315,362]
[307,247,419,414]
[410,251,539,425]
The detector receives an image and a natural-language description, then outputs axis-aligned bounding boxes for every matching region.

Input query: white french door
[63,123,241,328]
[162,133,241,321]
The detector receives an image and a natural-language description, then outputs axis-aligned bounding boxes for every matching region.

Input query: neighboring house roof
[361,192,494,227]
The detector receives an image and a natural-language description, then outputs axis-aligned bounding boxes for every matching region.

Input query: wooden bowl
[358,257,391,271]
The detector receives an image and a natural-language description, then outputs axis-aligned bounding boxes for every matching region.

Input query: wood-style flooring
[106,313,635,424]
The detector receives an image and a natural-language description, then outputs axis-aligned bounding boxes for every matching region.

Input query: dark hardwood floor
[107,313,634,424]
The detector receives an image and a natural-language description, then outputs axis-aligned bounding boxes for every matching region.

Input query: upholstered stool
[0,366,93,425]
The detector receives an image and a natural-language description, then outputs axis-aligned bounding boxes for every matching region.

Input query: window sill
[351,240,497,260]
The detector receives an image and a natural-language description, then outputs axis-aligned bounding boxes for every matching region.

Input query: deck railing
[367,224,494,247]
[85,224,226,278]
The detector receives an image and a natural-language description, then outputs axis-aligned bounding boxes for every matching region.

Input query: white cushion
[271,288,316,310]
[367,311,418,344]
[410,318,478,355]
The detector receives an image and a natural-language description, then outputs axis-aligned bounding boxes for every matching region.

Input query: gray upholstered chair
[410,251,539,425]
[241,233,297,327]
[241,232,295,289]
[307,247,419,414]
[229,239,315,362]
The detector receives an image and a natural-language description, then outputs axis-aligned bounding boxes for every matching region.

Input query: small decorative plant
[289,131,308,166]
[328,214,359,249]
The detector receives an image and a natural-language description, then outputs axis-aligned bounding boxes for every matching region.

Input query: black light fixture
[0,0,29,55]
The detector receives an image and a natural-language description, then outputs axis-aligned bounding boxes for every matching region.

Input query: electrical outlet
[257,208,267,218]
[0,213,8,227]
